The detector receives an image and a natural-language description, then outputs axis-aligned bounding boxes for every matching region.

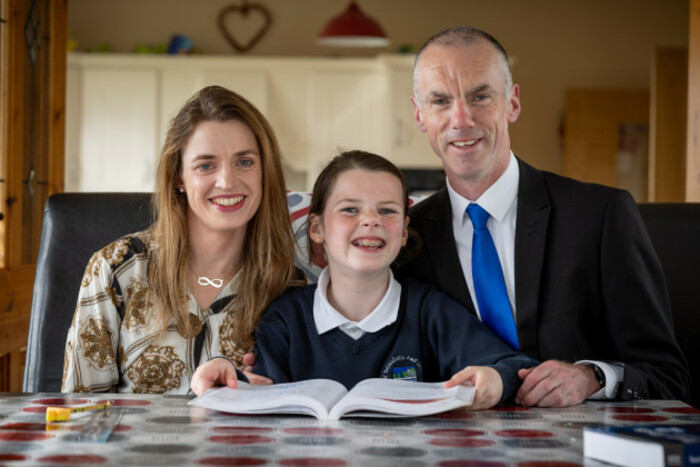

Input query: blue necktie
[467,204,519,349]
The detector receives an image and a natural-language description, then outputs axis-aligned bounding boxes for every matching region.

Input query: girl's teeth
[354,240,385,248]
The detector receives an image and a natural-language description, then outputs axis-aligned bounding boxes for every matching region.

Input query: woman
[62,85,301,394]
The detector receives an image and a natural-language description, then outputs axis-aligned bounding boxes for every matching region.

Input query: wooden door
[0,0,66,392]
[649,48,687,202]
[563,89,649,201]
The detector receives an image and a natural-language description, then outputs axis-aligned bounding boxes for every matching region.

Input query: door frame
[0,0,66,392]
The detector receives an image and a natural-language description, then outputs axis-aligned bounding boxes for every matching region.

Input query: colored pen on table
[46,402,111,422]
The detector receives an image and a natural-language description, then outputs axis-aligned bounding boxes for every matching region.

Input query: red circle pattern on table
[36,454,107,464]
[0,454,29,461]
[663,406,700,414]
[209,435,275,445]
[0,432,54,441]
[30,398,89,406]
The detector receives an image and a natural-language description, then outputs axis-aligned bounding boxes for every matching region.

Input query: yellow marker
[46,402,111,422]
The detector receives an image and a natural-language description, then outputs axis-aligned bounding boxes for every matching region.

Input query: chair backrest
[638,203,700,407]
[23,193,153,392]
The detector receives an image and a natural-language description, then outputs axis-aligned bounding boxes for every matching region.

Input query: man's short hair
[413,26,513,101]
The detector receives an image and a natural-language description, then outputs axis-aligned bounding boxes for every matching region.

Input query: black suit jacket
[398,157,689,401]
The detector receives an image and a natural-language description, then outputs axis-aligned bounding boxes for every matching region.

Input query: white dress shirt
[313,267,401,340]
[447,152,519,323]
[447,152,621,399]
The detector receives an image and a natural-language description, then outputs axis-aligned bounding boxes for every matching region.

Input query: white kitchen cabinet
[382,55,438,168]
[65,53,436,192]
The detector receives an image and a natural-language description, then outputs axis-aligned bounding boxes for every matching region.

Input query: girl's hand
[191,358,239,395]
[445,366,503,410]
[241,352,273,386]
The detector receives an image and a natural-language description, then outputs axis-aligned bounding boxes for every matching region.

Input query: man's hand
[190,358,239,396]
[445,366,503,410]
[240,352,272,386]
[516,360,600,407]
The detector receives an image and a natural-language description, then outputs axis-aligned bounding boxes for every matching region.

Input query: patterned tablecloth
[0,393,698,466]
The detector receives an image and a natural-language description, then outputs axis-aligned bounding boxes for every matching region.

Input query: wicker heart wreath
[217,2,273,53]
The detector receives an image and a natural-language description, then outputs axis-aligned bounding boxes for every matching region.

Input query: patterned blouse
[61,230,244,394]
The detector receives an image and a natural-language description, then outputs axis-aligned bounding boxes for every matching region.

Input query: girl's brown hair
[149,85,300,362]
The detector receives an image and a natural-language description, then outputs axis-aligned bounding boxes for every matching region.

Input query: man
[400,26,688,407]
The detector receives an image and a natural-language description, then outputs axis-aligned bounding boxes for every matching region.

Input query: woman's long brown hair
[149,85,300,361]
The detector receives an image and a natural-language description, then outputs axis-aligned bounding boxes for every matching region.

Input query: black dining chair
[23,192,153,393]
[638,203,700,408]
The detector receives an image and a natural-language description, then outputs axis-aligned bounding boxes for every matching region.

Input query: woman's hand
[445,366,503,410]
[191,358,239,396]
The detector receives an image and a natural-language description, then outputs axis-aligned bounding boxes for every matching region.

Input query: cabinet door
[384,57,438,168]
[76,68,159,192]
[160,68,270,153]
[307,70,386,187]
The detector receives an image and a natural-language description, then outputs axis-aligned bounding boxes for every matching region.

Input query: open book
[189,378,475,420]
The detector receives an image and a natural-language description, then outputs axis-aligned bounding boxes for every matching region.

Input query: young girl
[192,150,538,409]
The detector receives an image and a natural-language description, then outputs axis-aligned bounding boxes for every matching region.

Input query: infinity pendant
[197,276,224,288]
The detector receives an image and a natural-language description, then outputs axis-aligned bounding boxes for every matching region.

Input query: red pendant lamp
[317,1,390,48]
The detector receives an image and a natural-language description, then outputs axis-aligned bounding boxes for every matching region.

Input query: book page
[346,379,470,400]
[328,379,474,420]
[189,379,348,419]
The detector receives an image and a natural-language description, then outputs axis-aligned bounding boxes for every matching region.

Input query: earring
[178,188,184,193]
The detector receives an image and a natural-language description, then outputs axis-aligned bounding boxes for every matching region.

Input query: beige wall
[68,0,689,175]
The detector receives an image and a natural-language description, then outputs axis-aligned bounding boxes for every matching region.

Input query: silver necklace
[196,275,224,288]
[190,266,227,289]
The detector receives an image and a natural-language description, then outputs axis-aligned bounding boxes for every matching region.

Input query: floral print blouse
[62,230,243,394]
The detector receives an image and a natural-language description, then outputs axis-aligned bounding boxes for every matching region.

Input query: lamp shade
[317,1,390,48]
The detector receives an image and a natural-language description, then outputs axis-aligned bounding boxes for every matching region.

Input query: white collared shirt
[448,152,519,322]
[313,267,401,340]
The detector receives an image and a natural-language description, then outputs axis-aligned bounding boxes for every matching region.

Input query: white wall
[68,0,689,176]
